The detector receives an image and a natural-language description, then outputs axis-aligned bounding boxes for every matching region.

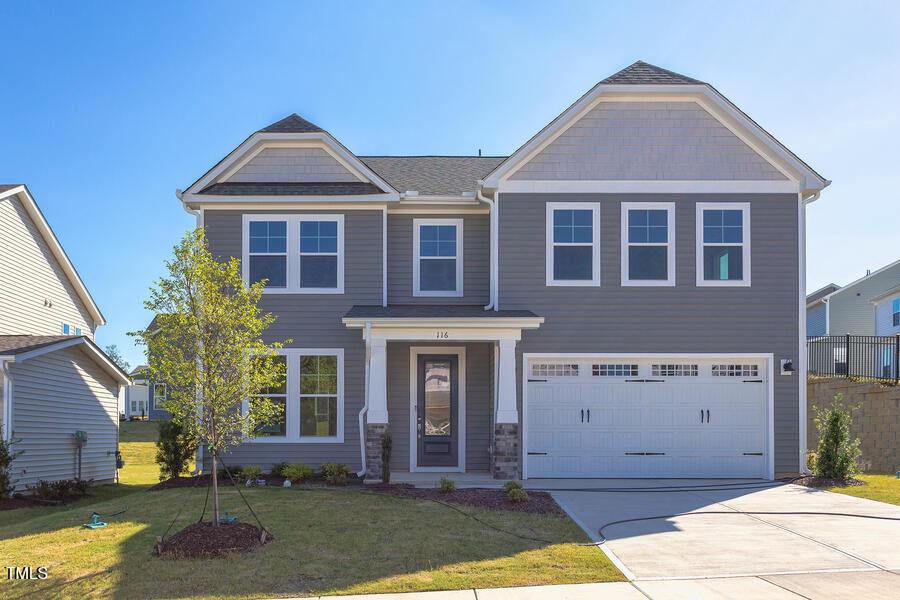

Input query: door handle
[581,409,584,423]
[706,409,710,423]
[587,409,590,423]
[700,409,704,423]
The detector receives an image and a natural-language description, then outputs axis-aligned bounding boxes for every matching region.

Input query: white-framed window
[531,363,579,377]
[621,202,675,286]
[712,364,759,377]
[651,364,699,377]
[153,383,166,405]
[696,202,750,286]
[253,355,287,438]
[247,348,344,443]
[593,364,639,377]
[413,218,463,297]
[546,202,601,286]
[892,298,899,327]
[242,214,344,294]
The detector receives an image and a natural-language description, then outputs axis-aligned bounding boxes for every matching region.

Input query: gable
[226,147,361,183]
[509,101,787,181]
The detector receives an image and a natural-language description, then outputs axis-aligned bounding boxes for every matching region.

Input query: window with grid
[712,364,759,377]
[253,356,287,437]
[547,203,600,285]
[153,383,166,404]
[623,203,674,284]
[248,220,288,287]
[299,218,340,289]
[414,219,462,296]
[592,364,639,377]
[651,364,699,377]
[697,203,750,285]
[300,355,339,438]
[531,363,579,377]
[892,298,899,327]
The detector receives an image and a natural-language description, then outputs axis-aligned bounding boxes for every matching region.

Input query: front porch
[342,305,544,481]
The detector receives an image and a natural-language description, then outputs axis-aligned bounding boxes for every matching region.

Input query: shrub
[242,465,262,481]
[503,480,522,492]
[508,487,529,503]
[72,478,92,496]
[381,430,392,484]
[154,420,197,481]
[219,464,243,481]
[282,462,315,483]
[29,478,91,500]
[813,393,861,479]
[321,463,351,485]
[0,427,23,499]
[270,461,289,477]
[439,476,455,493]
[806,451,817,473]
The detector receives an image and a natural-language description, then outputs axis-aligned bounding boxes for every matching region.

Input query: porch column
[493,338,520,480]
[367,337,388,423]
[495,338,518,423]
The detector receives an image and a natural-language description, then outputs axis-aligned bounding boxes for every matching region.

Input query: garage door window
[531,363,579,377]
[546,202,600,286]
[593,364,638,376]
[712,364,759,377]
[651,364,698,377]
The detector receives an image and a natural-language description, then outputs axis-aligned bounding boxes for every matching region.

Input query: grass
[118,420,165,486]
[828,473,900,505]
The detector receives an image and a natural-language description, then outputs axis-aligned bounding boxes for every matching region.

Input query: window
[712,364,759,377]
[253,356,287,437]
[593,364,639,377]
[531,363,579,377]
[243,214,344,293]
[153,383,166,406]
[651,364,699,377]
[413,219,463,297]
[75,328,82,336]
[546,202,601,286]
[696,203,750,286]
[892,298,899,328]
[300,355,339,438]
[621,202,675,286]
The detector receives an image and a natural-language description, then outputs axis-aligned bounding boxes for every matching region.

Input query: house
[177,61,828,481]
[805,259,900,337]
[122,365,150,420]
[138,316,173,420]
[0,184,130,488]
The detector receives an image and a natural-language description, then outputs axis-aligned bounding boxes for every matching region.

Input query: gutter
[1,360,12,442]
[357,321,372,477]
[177,189,202,228]
[476,185,497,310]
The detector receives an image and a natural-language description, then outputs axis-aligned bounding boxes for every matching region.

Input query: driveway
[549,481,900,598]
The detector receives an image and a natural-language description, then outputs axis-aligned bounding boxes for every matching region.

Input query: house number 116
[435,331,449,339]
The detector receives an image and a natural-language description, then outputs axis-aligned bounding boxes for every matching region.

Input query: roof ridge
[360,155,508,159]
[601,60,703,85]
[258,113,324,134]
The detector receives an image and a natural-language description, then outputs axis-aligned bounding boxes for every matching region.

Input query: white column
[495,338,518,424]
[367,337,389,424]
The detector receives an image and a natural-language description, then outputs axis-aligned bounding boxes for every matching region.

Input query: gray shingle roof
[259,114,324,134]
[601,61,703,85]
[198,182,384,196]
[807,284,841,304]
[359,156,506,196]
[0,335,79,355]
[344,305,539,319]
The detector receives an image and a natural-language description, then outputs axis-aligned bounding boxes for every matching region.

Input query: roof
[601,61,703,85]
[197,182,383,196]
[360,156,506,196]
[823,258,900,302]
[807,283,841,305]
[0,185,106,326]
[258,114,323,133]
[344,305,539,320]
[0,184,21,193]
[0,335,75,355]
[871,284,900,304]
[0,335,130,384]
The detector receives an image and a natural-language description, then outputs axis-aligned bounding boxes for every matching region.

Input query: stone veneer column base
[492,423,520,480]
[364,423,389,482]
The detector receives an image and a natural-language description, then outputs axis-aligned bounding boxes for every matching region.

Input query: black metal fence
[807,334,900,383]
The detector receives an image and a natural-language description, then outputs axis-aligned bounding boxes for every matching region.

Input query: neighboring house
[805,283,840,338]
[0,184,129,489]
[122,365,150,419]
[177,61,828,481]
[872,285,900,337]
[141,316,173,420]
[806,259,900,336]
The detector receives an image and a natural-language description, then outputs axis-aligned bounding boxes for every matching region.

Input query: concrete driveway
[549,481,900,598]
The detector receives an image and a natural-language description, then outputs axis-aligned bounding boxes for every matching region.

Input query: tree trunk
[212,451,219,527]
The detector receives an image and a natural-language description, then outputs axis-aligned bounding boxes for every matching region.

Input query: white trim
[343,317,544,333]
[0,186,106,327]
[798,192,808,472]
[545,202,601,287]
[1,363,12,442]
[186,195,392,206]
[382,208,388,307]
[249,347,345,444]
[521,352,775,481]
[499,179,799,194]
[412,218,464,298]
[241,213,345,294]
[695,202,751,287]
[620,201,676,287]
[219,139,368,184]
[0,338,130,384]
[409,346,466,473]
[390,205,489,215]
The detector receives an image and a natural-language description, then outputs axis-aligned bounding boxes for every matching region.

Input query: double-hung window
[621,202,675,286]
[696,202,750,286]
[243,214,344,293]
[299,354,340,439]
[546,202,601,286]
[253,356,287,437]
[413,219,463,297]
[892,298,899,328]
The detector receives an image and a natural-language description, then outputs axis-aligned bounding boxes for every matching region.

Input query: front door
[417,355,458,467]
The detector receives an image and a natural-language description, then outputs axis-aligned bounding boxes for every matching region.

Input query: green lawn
[0,486,623,599]
[118,420,165,485]
[828,474,900,505]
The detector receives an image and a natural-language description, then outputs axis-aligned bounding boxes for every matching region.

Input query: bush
[439,476,455,493]
[381,430,392,484]
[813,393,861,479]
[503,480,523,492]
[219,464,243,480]
[282,462,315,483]
[29,478,92,500]
[0,427,23,499]
[154,420,197,481]
[242,465,262,481]
[320,463,351,485]
[508,487,529,503]
[270,461,289,477]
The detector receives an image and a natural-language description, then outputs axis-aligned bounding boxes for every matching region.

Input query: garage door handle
[581,409,584,423]
[528,378,548,383]
[706,409,710,423]
[527,452,548,456]
[743,452,763,456]
[743,379,763,383]
[587,409,590,423]
[645,452,665,456]
[625,452,644,455]
[700,409,704,423]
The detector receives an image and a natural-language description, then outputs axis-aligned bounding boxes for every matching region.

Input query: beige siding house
[0,185,129,490]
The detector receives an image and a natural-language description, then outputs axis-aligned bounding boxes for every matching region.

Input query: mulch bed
[791,475,867,489]
[157,520,274,558]
[371,485,564,515]
[149,474,237,491]
[0,494,55,511]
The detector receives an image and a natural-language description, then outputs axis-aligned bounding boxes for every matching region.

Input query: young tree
[104,344,131,372]
[812,393,861,480]
[130,228,287,525]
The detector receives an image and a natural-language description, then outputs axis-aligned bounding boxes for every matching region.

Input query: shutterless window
[696,203,750,286]
[593,364,639,377]
[531,363,579,377]
[299,218,339,289]
[651,364,699,377]
[248,220,288,287]
[300,355,339,438]
[712,364,759,377]
[153,383,166,402]
[622,203,675,285]
[893,299,899,327]
[546,203,600,286]
[253,355,287,437]
[414,219,463,296]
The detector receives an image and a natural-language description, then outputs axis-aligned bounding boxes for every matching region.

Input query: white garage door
[524,358,768,479]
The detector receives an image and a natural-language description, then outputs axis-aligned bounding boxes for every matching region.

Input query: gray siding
[9,345,119,488]
[387,213,489,305]
[828,264,900,336]
[386,342,492,472]
[807,303,827,338]
[0,192,95,337]
[202,209,383,471]
[228,147,359,183]
[498,193,802,474]
[509,102,787,181]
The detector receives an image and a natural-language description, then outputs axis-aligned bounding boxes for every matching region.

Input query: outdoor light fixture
[780,359,795,375]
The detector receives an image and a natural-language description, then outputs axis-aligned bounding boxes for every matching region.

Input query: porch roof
[344,304,540,320]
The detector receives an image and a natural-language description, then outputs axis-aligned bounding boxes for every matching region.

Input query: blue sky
[1,2,898,368]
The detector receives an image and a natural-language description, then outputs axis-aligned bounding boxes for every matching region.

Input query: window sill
[413,290,464,298]
[621,279,676,287]
[696,279,752,287]
[260,288,345,295]
[546,280,601,287]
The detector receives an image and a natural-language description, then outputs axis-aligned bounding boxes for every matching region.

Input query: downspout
[476,186,497,310]
[798,190,819,475]
[1,360,12,443]
[357,321,372,477]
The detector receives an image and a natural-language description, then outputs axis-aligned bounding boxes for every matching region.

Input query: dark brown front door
[417,355,458,467]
